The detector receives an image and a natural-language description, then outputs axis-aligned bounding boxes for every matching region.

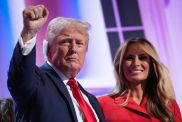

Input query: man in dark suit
[7,5,105,122]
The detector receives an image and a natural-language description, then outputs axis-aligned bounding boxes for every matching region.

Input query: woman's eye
[139,55,149,60]
[125,55,134,60]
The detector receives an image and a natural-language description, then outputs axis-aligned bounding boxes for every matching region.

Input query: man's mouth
[66,57,77,61]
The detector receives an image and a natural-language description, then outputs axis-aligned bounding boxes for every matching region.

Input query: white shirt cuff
[18,36,36,55]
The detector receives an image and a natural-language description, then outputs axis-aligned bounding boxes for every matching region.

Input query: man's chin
[66,65,80,72]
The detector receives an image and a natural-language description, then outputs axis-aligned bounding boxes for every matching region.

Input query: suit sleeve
[7,42,39,106]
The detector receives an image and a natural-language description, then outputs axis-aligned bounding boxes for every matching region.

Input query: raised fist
[21,5,49,42]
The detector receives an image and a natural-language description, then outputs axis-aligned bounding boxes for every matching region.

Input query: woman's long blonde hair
[109,38,176,122]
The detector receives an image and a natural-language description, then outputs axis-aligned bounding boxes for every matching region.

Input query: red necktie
[67,78,97,122]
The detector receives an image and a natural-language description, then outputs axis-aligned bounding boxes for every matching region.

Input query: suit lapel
[41,63,78,121]
[114,93,151,119]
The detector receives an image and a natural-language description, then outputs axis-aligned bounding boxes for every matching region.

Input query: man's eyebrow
[56,35,72,40]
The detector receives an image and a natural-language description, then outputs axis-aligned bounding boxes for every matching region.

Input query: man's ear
[47,46,51,60]
[86,45,88,51]
[43,39,49,61]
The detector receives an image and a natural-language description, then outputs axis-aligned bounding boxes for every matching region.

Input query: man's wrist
[21,27,38,43]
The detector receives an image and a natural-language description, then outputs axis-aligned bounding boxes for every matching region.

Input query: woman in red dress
[98,38,182,122]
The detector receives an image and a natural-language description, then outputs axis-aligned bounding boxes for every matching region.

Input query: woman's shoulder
[97,95,118,110]
[98,95,114,104]
[167,99,180,109]
[168,99,182,122]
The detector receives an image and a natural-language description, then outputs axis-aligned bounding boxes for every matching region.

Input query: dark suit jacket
[7,43,105,122]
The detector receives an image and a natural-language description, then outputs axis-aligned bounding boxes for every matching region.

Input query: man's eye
[60,42,68,45]
[77,42,84,45]
[76,41,85,46]
[61,41,68,43]
[59,39,71,45]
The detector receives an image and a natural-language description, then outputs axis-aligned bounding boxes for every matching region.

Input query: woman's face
[122,43,151,86]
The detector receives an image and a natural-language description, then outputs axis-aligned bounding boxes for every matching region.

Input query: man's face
[48,27,88,77]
